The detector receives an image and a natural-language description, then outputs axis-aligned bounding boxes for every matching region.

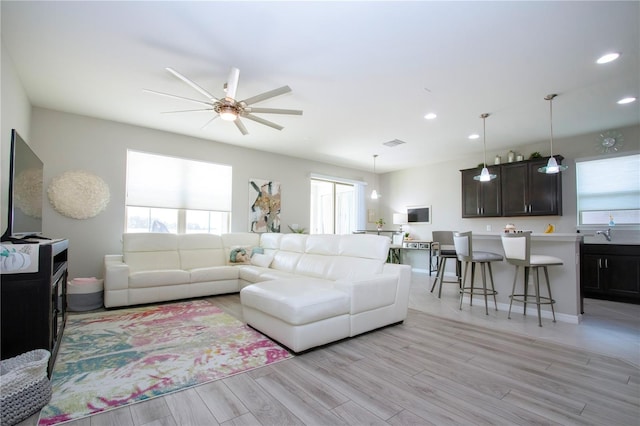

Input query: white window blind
[576,153,640,225]
[126,150,232,211]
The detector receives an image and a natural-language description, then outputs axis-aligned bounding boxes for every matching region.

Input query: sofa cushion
[123,233,181,273]
[294,254,330,279]
[178,234,226,270]
[259,233,282,250]
[305,235,340,255]
[279,234,307,252]
[271,251,303,273]
[240,279,350,326]
[190,266,239,283]
[129,269,190,288]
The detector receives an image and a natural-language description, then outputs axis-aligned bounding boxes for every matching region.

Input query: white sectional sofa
[104,232,411,352]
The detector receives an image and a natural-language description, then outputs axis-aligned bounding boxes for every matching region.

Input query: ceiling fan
[145,67,302,135]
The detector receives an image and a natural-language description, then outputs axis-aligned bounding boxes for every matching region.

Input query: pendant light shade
[370,154,380,199]
[538,94,568,174]
[473,113,497,182]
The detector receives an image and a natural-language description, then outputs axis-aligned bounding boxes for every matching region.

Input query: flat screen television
[407,205,431,224]
[1,129,44,240]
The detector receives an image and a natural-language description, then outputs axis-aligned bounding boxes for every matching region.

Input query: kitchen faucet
[596,228,612,242]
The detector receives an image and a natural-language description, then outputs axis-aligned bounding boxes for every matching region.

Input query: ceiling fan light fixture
[538,94,568,174]
[219,105,238,121]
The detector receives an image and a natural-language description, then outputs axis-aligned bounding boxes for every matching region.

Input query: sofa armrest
[104,255,130,292]
[334,274,398,314]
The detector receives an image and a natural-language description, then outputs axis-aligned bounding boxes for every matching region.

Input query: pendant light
[370,154,380,199]
[538,94,568,174]
[473,113,497,182]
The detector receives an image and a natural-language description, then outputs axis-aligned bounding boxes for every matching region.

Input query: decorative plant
[287,225,307,234]
[404,232,410,240]
[375,218,385,228]
[529,152,542,159]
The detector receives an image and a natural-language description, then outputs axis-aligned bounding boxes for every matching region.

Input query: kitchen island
[467,233,583,323]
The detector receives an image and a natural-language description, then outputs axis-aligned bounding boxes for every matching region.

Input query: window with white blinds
[125,150,232,234]
[576,153,640,225]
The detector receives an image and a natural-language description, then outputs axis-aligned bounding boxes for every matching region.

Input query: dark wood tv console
[1,239,68,376]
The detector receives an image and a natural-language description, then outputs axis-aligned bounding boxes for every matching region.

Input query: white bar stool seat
[501,231,562,327]
[453,231,503,314]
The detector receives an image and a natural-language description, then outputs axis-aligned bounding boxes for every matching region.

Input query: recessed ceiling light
[468,134,480,140]
[617,97,637,105]
[597,52,620,64]
[424,113,437,120]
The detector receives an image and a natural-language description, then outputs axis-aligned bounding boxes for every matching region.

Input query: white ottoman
[240,278,351,352]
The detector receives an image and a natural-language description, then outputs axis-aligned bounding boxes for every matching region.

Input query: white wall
[1,42,32,235]
[29,108,376,279]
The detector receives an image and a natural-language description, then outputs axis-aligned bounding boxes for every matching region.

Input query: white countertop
[472,232,583,242]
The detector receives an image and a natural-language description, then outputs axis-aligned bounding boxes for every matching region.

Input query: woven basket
[0,349,51,426]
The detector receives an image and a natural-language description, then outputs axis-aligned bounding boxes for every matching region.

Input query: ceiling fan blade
[143,89,214,107]
[161,108,214,114]
[247,107,303,115]
[234,118,249,135]
[243,113,284,131]
[165,67,219,102]
[200,115,219,130]
[241,86,292,106]
[226,67,240,100]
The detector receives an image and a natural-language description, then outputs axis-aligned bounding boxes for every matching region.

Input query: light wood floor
[18,290,640,426]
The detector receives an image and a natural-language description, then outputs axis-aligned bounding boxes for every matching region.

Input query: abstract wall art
[249,179,281,233]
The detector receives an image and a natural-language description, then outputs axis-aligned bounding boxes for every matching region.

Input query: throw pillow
[250,253,273,268]
[229,247,250,264]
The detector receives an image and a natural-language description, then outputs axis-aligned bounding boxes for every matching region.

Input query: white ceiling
[2,1,638,173]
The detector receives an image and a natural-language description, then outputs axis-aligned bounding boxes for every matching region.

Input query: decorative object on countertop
[47,170,110,219]
[538,94,568,174]
[494,155,501,165]
[375,218,385,230]
[0,349,51,426]
[516,154,524,161]
[508,150,515,163]
[529,151,542,159]
[544,224,555,233]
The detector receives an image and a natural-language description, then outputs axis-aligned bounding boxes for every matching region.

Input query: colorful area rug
[38,299,292,425]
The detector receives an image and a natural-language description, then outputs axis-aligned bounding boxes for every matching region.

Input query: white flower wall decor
[47,170,110,219]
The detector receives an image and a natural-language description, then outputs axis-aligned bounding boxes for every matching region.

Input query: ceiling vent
[383,139,406,148]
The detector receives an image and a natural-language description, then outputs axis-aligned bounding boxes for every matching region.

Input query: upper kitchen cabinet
[501,156,563,216]
[461,166,502,218]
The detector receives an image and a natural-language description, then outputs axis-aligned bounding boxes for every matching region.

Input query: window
[125,150,232,234]
[576,153,640,226]
[310,175,365,234]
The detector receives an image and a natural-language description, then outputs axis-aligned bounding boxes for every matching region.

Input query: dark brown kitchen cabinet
[461,166,501,218]
[501,156,563,216]
[581,244,640,304]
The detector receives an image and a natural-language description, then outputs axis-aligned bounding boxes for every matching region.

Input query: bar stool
[501,231,562,327]
[430,231,461,298]
[453,231,503,314]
